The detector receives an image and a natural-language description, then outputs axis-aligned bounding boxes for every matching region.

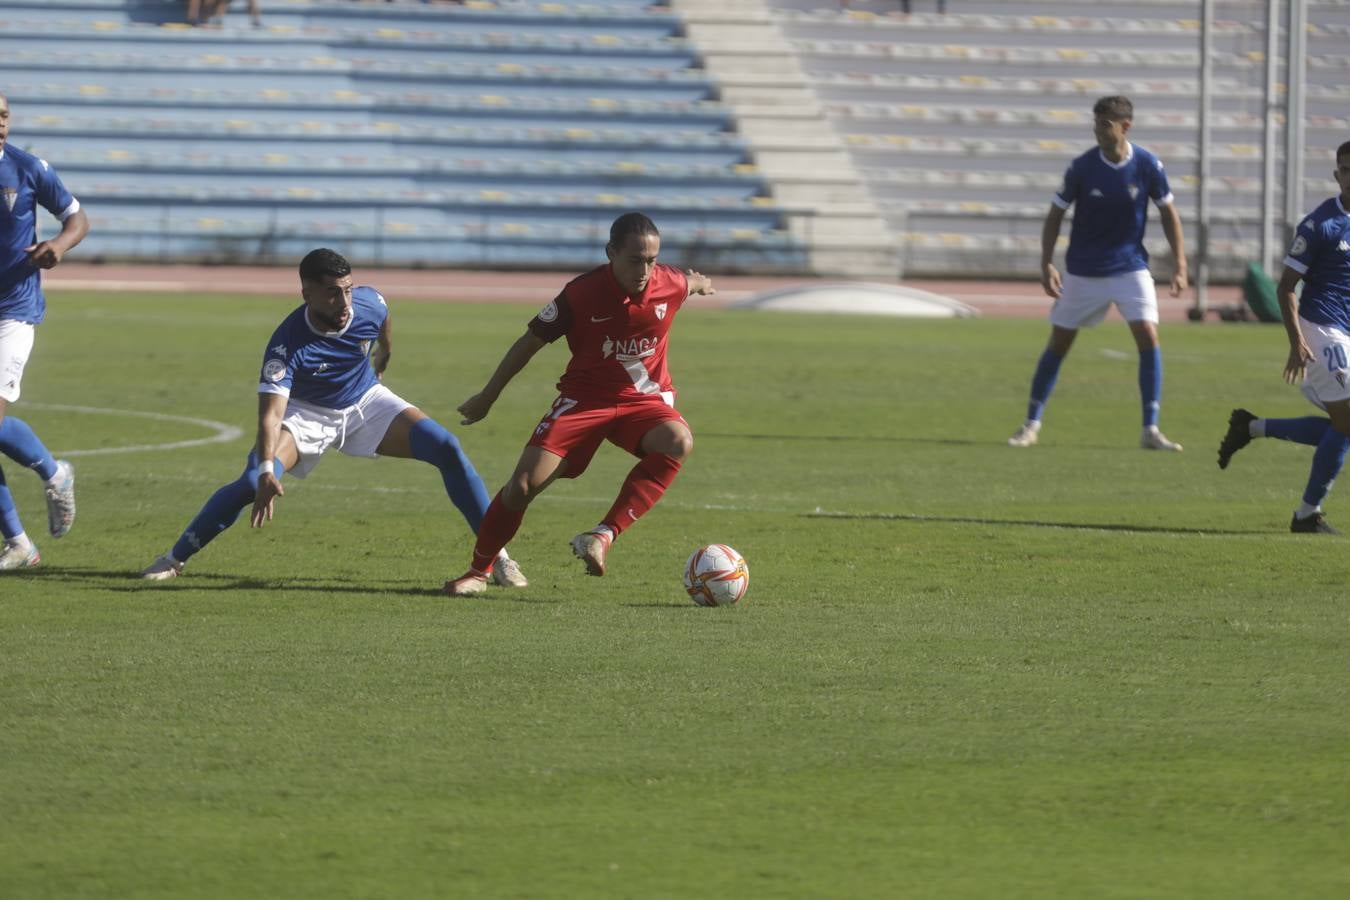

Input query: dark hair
[1092,95,1134,122]
[1338,140,1350,160]
[298,247,351,283]
[608,212,659,250]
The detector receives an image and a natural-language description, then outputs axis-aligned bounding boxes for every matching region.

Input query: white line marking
[24,403,244,456]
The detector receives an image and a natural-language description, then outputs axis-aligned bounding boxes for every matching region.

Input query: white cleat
[44,459,76,538]
[1141,426,1183,452]
[0,538,40,571]
[442,570,488,597]
[141,554,185,581]
[569,530,612,577]
[491,556,529,588]
[1007,423,1040,447]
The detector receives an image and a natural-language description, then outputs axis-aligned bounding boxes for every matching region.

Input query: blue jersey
[257,286,387,409]
[0,145,81,324]
[1283,196,1350,332]
[1054,143,1174,278]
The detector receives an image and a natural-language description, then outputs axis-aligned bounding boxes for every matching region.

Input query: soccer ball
[683,544,749,607]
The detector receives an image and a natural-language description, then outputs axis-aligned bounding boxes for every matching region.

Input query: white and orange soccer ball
[683,544,749,607]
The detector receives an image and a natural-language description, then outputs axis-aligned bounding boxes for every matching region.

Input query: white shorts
[0,319,36,403]
[1050,269,1159,329]
[278,383,413,479]
[1298,318,1350,409]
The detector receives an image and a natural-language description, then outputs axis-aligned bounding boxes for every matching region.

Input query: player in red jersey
[443,212,715,596]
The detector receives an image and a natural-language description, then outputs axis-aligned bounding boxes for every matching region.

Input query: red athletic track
[46,263,1243,322]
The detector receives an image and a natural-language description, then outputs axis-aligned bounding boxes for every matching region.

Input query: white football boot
[0,537,40,571]
[491,555,529,588]
[44,459,76,538]
[1141,426,1183,452]
[141,554,185,580]
[1007,422,1041,447]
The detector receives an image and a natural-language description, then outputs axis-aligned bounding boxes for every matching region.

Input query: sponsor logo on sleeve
[263,359,287,382]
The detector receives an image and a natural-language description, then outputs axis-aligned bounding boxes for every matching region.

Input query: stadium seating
[0,0,806,272]
[765,0,1350,278]
[4,0,1346,278]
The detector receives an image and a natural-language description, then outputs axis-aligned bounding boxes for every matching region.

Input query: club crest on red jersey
[654,302,668,320]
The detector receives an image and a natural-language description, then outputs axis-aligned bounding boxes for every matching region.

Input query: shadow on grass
[701,431,979,447]
[11,566,561,601]
[806,510,1271,537]
[701,432,1163,452]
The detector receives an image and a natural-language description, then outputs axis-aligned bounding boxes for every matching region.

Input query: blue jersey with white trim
[1283,196,1350,331]
[1054,143,1173,278]
[257,286,387,409]
[0,145,80,323]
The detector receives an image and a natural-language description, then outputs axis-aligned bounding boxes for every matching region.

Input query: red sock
[602,453,682,537]
[470,491,525,573]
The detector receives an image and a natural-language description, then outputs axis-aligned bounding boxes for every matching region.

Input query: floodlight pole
[1193,0,1213,318]
[1260,0,1282,275]
[1284,0,1308,245]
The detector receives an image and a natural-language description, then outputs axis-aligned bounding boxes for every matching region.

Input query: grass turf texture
[3,291,1348,899]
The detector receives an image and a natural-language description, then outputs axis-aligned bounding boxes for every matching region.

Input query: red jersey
[528,262,689,402]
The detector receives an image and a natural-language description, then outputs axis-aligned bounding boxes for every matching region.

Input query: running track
[46,263,1243,322]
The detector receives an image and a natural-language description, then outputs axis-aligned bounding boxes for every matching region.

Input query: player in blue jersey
[140,248,528,585]
[1216,141,1350,533]
[0,92,88,572]
[1007,95,1189,451]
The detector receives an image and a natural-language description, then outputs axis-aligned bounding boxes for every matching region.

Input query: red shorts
[526,394,688,478]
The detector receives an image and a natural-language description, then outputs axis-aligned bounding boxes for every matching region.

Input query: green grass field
[3,290,1348,899]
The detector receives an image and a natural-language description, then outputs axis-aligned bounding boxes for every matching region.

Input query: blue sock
[0,417,57,481]
[0,465,22,540]
[170,454,283,562]
[1026,349,1064,422]
[1301,427,1350,508]
[1138,347,1162,428]
[408,418,491,533]
[1264,416,1330,446]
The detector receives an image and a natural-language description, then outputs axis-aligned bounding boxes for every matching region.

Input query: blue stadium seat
[0,0,804,271]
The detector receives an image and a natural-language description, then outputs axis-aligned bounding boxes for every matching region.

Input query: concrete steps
[671,0,901,277]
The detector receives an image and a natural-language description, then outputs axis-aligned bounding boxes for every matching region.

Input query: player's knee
[500,475,536,509]
[644,423,693,460]
[666,430,694,461]
[411,419,470,466]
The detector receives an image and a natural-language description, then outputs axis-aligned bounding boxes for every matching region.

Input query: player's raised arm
[250,392,288,527]
[1039,203,1067,298]
[685,269,715,297]
[458,329,548,425]
[1277,266,1313,385]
